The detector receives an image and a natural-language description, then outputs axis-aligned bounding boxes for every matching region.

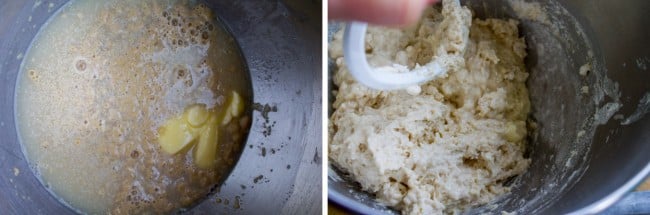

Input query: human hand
[329,0,438,27]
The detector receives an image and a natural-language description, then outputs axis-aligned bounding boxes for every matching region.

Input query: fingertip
[398,0,435,27]
[329,0,438,26]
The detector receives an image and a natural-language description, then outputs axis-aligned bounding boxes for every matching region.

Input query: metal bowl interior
[0,0,322,214]
[328,0,650,214]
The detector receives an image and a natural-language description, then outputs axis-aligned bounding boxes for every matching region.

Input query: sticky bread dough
[328,0,532,214]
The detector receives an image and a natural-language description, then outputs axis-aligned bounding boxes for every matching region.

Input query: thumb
[329,0,437,27]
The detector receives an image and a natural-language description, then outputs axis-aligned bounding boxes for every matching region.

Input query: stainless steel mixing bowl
[328,0,650,214]
[0,0,321,214]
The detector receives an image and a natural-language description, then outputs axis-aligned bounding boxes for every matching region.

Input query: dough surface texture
[329,0,532,214]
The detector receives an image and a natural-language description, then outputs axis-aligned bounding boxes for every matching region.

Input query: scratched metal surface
[0,0,322,214]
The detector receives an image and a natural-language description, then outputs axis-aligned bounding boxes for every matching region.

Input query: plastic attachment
[343,22,445,90]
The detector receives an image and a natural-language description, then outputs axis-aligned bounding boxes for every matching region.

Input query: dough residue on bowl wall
[329,0,532,214]
[508,0,551,25]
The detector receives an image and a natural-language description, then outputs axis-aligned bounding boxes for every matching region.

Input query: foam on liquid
[15,0,251,213]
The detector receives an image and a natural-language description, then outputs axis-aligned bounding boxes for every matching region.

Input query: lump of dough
[328,0,532,214]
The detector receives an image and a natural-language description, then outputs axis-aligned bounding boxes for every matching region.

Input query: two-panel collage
[0,0,649,214]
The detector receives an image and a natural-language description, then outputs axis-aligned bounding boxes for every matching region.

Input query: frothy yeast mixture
[15,0,251,213]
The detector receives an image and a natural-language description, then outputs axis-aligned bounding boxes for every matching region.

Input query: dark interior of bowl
[328,0,650,214]
[0,0,321,214]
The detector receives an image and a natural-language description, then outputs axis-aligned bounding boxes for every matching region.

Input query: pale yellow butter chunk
[193,119,218,169]
[159,102,227,168]
[158,117,198,154]
[221,91,244,126]
[186,104,209,127]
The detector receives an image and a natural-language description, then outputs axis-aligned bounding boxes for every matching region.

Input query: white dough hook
[343,22,446,90]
